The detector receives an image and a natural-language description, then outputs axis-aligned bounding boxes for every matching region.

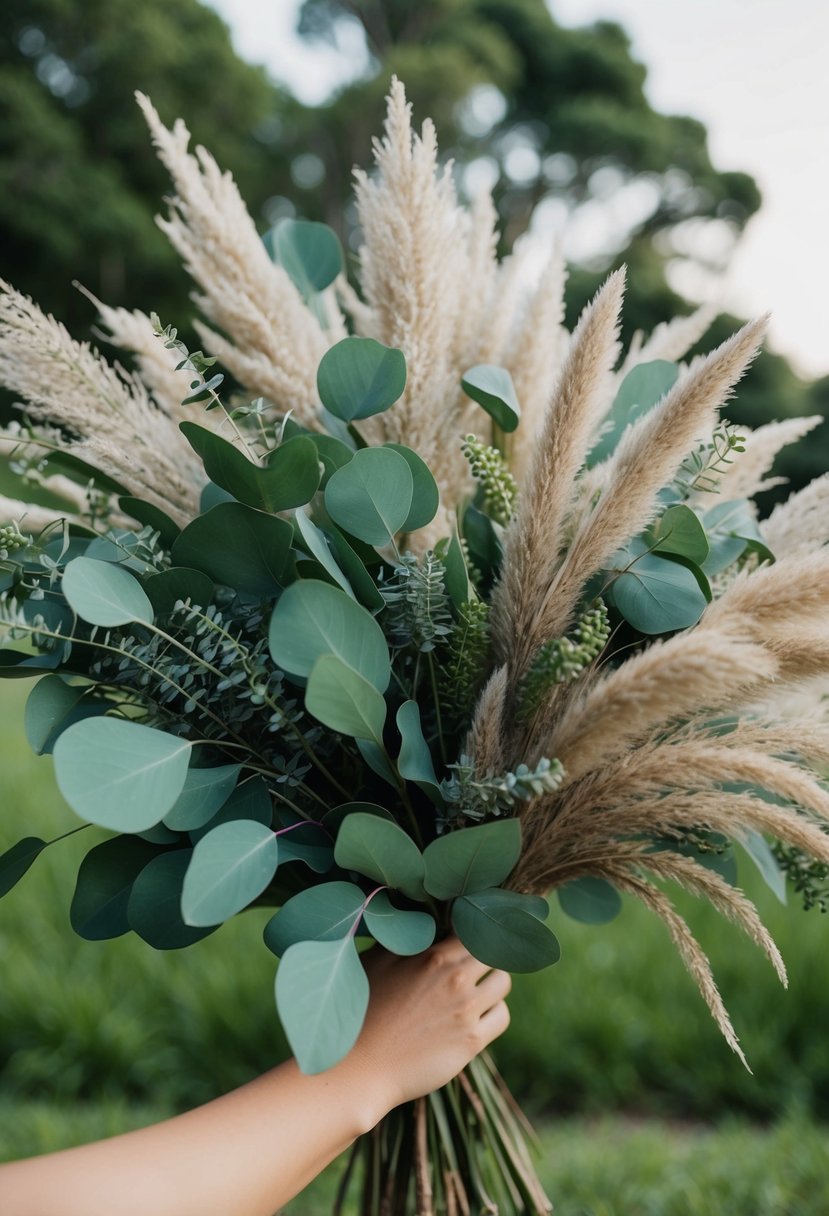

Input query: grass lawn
[2,1102,827,1216]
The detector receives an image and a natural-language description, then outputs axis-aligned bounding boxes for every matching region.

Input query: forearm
[0,1054,389,1216]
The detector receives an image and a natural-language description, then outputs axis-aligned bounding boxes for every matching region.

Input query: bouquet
[2,79,829,1215]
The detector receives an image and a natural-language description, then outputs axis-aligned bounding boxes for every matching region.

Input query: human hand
[343,936,511,1117]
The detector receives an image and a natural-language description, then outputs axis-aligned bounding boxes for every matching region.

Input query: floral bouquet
[2,79,829,1216]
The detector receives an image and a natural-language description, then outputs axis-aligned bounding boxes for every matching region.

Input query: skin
[0,938,511,1216]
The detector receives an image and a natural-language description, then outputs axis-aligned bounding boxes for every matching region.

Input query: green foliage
[771,841,829,913]
[517,600,609,720]
[264,881,366,957]
[179,424,321,513]
[61,556,154,627]
[606,537,708,634]
[381,551,453,653]
[162,763,241,832]
[395,700,442,804]
[181,819,280,927]
[333,812,426,901]
[264,218,344,301]
[590,360,679,465]
[0,835,47,898]
[325,448,413,546]
[438,597,490,732]
[461,434,518,525]
[382,444,440,533]
[128,849,216,949]
[362,892,436,955]
[70,836,157,941]
[423,820,521,899]
[441,754,564,823]
[461,364,521,432]
[673,420,747,497]
[557,877,623,925]
[171,502,293,597]
[305,653,387,744]
[452,887,560,971]
[275,935,369,1074]
[316,337,407,422]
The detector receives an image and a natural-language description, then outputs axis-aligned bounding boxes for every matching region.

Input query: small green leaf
[326,526,386,613]
[442,531,474,607]
[163,764,241,831]
[317,337,407,422]
[276,936,369,1074]
[62,556,154,627]
[181,424,320,513]
[461,365,521,433]
[648,505,709,564]
[128,850,217,949]
[172,503,293,598]
[452,887,561,972]
[703,499,773,574]
[54,718,191,832]
[363,892,435,955]
[590,360,679,464]
[273,814,334,874]
[144,567,216,616]
[24,675,107,756]
[609,540,707,634]
[270,579,390,692]
[739,829,787,904]
[396,701,443,804]
[557,877,622,925]
[70,836,158,940]
[325,448,413,546]
[0,837,47,899]
[263,880,365,957]
[293,510,354,597]
[181,820,279,927]
[334,812,425,900]
[383,444,440,532]
[305,654,387,743]
[265,218,344,299]
[424,821,521,900]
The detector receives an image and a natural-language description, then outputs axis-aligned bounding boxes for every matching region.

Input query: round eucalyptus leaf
[62,556,154,627]
[276,936,369,1074]
[423,820,521,900]
[363,892,435,956]
[461,365,521,432]
[305,654,387,744]
[269,579,390,691]
[273,814,334,874]
[144,567,216,616]
[181,423,320,514]
[452,888,561,973]
[557,877,622,925]
[188,776,273,844]
[24,674,107,756]
[53,717,191,832]
[263,880,366,957]
[181,819,279,927]
[589,360,679,464]
[70,835,158,940]
[325,447,413,546]
[317,337,407,422]
[128,849,217,949]
[321,802,395,835]
[163,763,241,831]
[383,444,440,531]
[172,503,292,598]
[610,544,707,634]
[649,505,709,564]
[0,836,48,899]
[334,811,425,900]
[265,218,344,299]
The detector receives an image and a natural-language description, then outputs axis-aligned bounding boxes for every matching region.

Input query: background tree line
[2,0,825,496]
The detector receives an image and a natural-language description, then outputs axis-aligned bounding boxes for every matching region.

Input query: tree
[0,0,290,328]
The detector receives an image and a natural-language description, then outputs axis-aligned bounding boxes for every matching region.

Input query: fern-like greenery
[441,754,564,824]
[517,600,610,721]
[381,551,453,653]
[438,598,490,734]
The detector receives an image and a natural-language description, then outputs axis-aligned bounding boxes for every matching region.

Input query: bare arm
[0,939,511,1216]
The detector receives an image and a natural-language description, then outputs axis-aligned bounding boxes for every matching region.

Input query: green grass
[3,676,829,1127]
[3,1103,828,1216]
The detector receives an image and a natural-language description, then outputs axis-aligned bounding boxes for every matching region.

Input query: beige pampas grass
[617,301,718,377]
[136,92,329,427]
[763,472,829,556]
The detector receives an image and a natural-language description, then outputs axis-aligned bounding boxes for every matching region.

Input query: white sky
[206,0,829,379]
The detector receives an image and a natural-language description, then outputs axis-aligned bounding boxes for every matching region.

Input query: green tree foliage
[0,0,290,327]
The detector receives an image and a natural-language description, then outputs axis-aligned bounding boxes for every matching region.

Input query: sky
[205,0,829,379]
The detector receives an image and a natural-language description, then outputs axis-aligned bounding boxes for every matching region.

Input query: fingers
[473,967,511,1014]
[478,999,510,1047]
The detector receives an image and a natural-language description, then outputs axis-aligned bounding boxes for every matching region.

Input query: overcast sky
[206,0,829,380]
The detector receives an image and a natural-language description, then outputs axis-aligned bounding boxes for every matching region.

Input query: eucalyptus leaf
[739,829,787,904]
[452,887,561,972]
[363,891,436,955]
[326,526,386,613]
[274,814,334,874]
[305,654,387,743]
[24,675,107,756]
[442,531,474,607]
[264,218,344,299]
[383,444,440,532]
[128,850,217,949]
[263,880,366,957]
[590,360,679,464]
[322,802,395,836]
[396,700,443,804]
[189,777,273,843]
[276,936,369,1074]
[609,540,707,634]
[423,821,521,900]
[144,567,216,616]
[355,739,398,787]
[163,764,241,831]
[181,819,279,926]
[334,811,425,900]
[461,365,520,433]
[70,836,158,940]
[270,580,392,690]
[62,556,154,627]
[317,337,407,422]
[648,505,709,564]
[325,448,413,546]
[293,511,354,597]
[172,503,292,598]
[54,718,191,832]
[557,877,622,925]
[181,423,320,513]
[0,836,48,899]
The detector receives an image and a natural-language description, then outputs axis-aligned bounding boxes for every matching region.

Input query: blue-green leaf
[452,887,561,972]
[557,877,622,924]
[24,674,108,756]
[424,821,521,900]
[461,365,520,433]
[325,448,413,546]
[270,579,390,691]
[163,764,241,832]
[128,850,217,950]
[276,936,369,1074]
[0,837,48,899]
[293,510,354,597]
[609,540,707,634]
[317,337,407,422]
[70,836,158,940]
[590,360,679,464]
[383,444,440,532]
[334,812,425,900]
[62,556,153,627]
[739,829,787,904]
[647,504,709,564]
[363,892,435,955]
[396,700,442,805]
[181,820,279,926]
[264,218,344,299]
[305,654,387,743]
[263,880,365,957]
[181,424,320,513]
[172,503,293,598]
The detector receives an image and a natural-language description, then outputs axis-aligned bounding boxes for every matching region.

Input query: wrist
[330,1042,399,1134]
